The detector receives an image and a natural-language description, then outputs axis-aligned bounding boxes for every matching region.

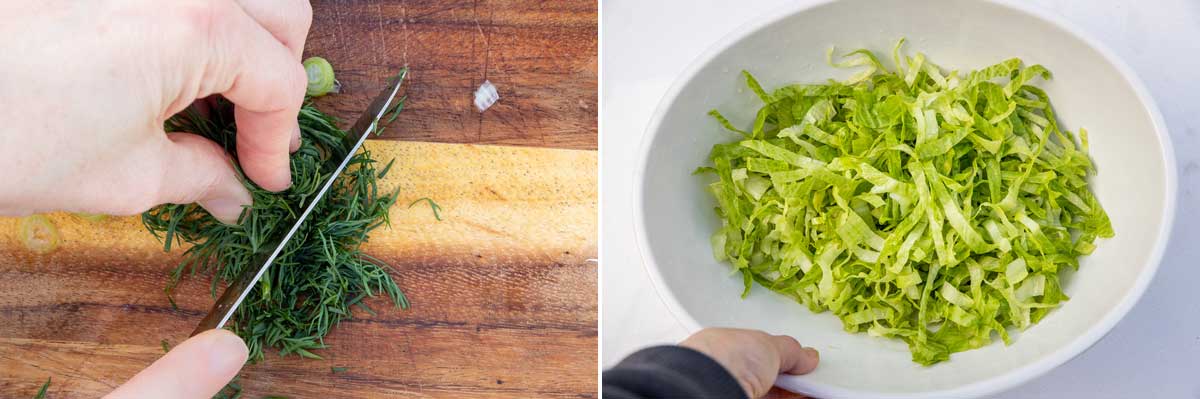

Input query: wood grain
[307,0,598,150]
[765,387,809,399]
[0,141,598,398]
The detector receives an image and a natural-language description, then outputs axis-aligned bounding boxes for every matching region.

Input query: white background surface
[600,1,1200,397]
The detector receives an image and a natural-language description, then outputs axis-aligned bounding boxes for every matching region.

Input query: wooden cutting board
[0,142,597,398]
[0,1,597,397]
[310,0,597,151]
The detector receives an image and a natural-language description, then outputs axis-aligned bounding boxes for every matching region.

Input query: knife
[190,70,407,336]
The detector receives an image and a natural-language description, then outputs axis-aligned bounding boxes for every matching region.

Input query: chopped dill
[142,73,410,362]
[408,197,443,221]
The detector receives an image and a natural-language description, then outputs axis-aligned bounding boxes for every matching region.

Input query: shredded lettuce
[700,40,1113,365]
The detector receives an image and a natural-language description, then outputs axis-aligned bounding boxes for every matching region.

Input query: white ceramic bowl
[633,0,1175,397]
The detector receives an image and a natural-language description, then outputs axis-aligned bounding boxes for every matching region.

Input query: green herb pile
[142,69,409,362]
[700,40,1113,365]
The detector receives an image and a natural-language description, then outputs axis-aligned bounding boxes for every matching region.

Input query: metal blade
[191,71,407,336]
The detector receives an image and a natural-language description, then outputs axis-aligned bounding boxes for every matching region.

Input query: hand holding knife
[191,71,407,336]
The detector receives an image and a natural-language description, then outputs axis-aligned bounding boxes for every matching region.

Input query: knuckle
[779,335,801,347]
[170,168,224,206]
[283,62,309,104]
[751,332,777,347]
[196,172,226,203]
[159,134,228,205]
[741,372,769,398]
[173,0,227,41]
[297,1,314,30]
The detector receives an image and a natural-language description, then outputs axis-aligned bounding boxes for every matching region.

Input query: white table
[601,0,1200,397]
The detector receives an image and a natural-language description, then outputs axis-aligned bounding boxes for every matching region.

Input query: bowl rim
[630,0,1177,397]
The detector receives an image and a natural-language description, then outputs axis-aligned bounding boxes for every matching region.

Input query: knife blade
[190,70,407,336]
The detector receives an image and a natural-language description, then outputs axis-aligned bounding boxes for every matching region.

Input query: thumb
[770,335,819,376]
[106,329,248,399]
[155,132,254,224]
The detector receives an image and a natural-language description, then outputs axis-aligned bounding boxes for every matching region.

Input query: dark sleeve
[602,345,748,399]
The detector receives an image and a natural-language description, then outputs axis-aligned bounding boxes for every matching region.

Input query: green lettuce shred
[700,40,1113,365]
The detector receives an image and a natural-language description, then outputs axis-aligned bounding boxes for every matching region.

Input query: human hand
[106,329,248,399]
[0,0,313,223]
[680,328,820,399]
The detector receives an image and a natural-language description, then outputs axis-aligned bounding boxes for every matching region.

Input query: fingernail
[200,198,247,225]
[276,155,294,191]
[805,347,820,361]
[207,331,249,376]
[200,180,252,225]
[289,125,301,153]
[282,173,293,190]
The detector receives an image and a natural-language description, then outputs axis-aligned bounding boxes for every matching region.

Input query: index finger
[206,1,308,191]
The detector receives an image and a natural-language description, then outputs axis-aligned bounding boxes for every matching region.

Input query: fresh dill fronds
[330,366,349,374]
[212,378,242,399]
[408,197,443,221]
[142,71,410,362]
[385,96,407,124]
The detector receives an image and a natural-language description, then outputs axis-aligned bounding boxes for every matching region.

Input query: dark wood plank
[765,387,810,399]
[0,142,598,398]
[307,0,598,150]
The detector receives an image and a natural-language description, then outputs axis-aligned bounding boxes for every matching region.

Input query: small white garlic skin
[474,80,500,112]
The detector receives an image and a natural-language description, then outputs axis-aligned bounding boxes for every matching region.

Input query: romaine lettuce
[700,40,1112,365]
